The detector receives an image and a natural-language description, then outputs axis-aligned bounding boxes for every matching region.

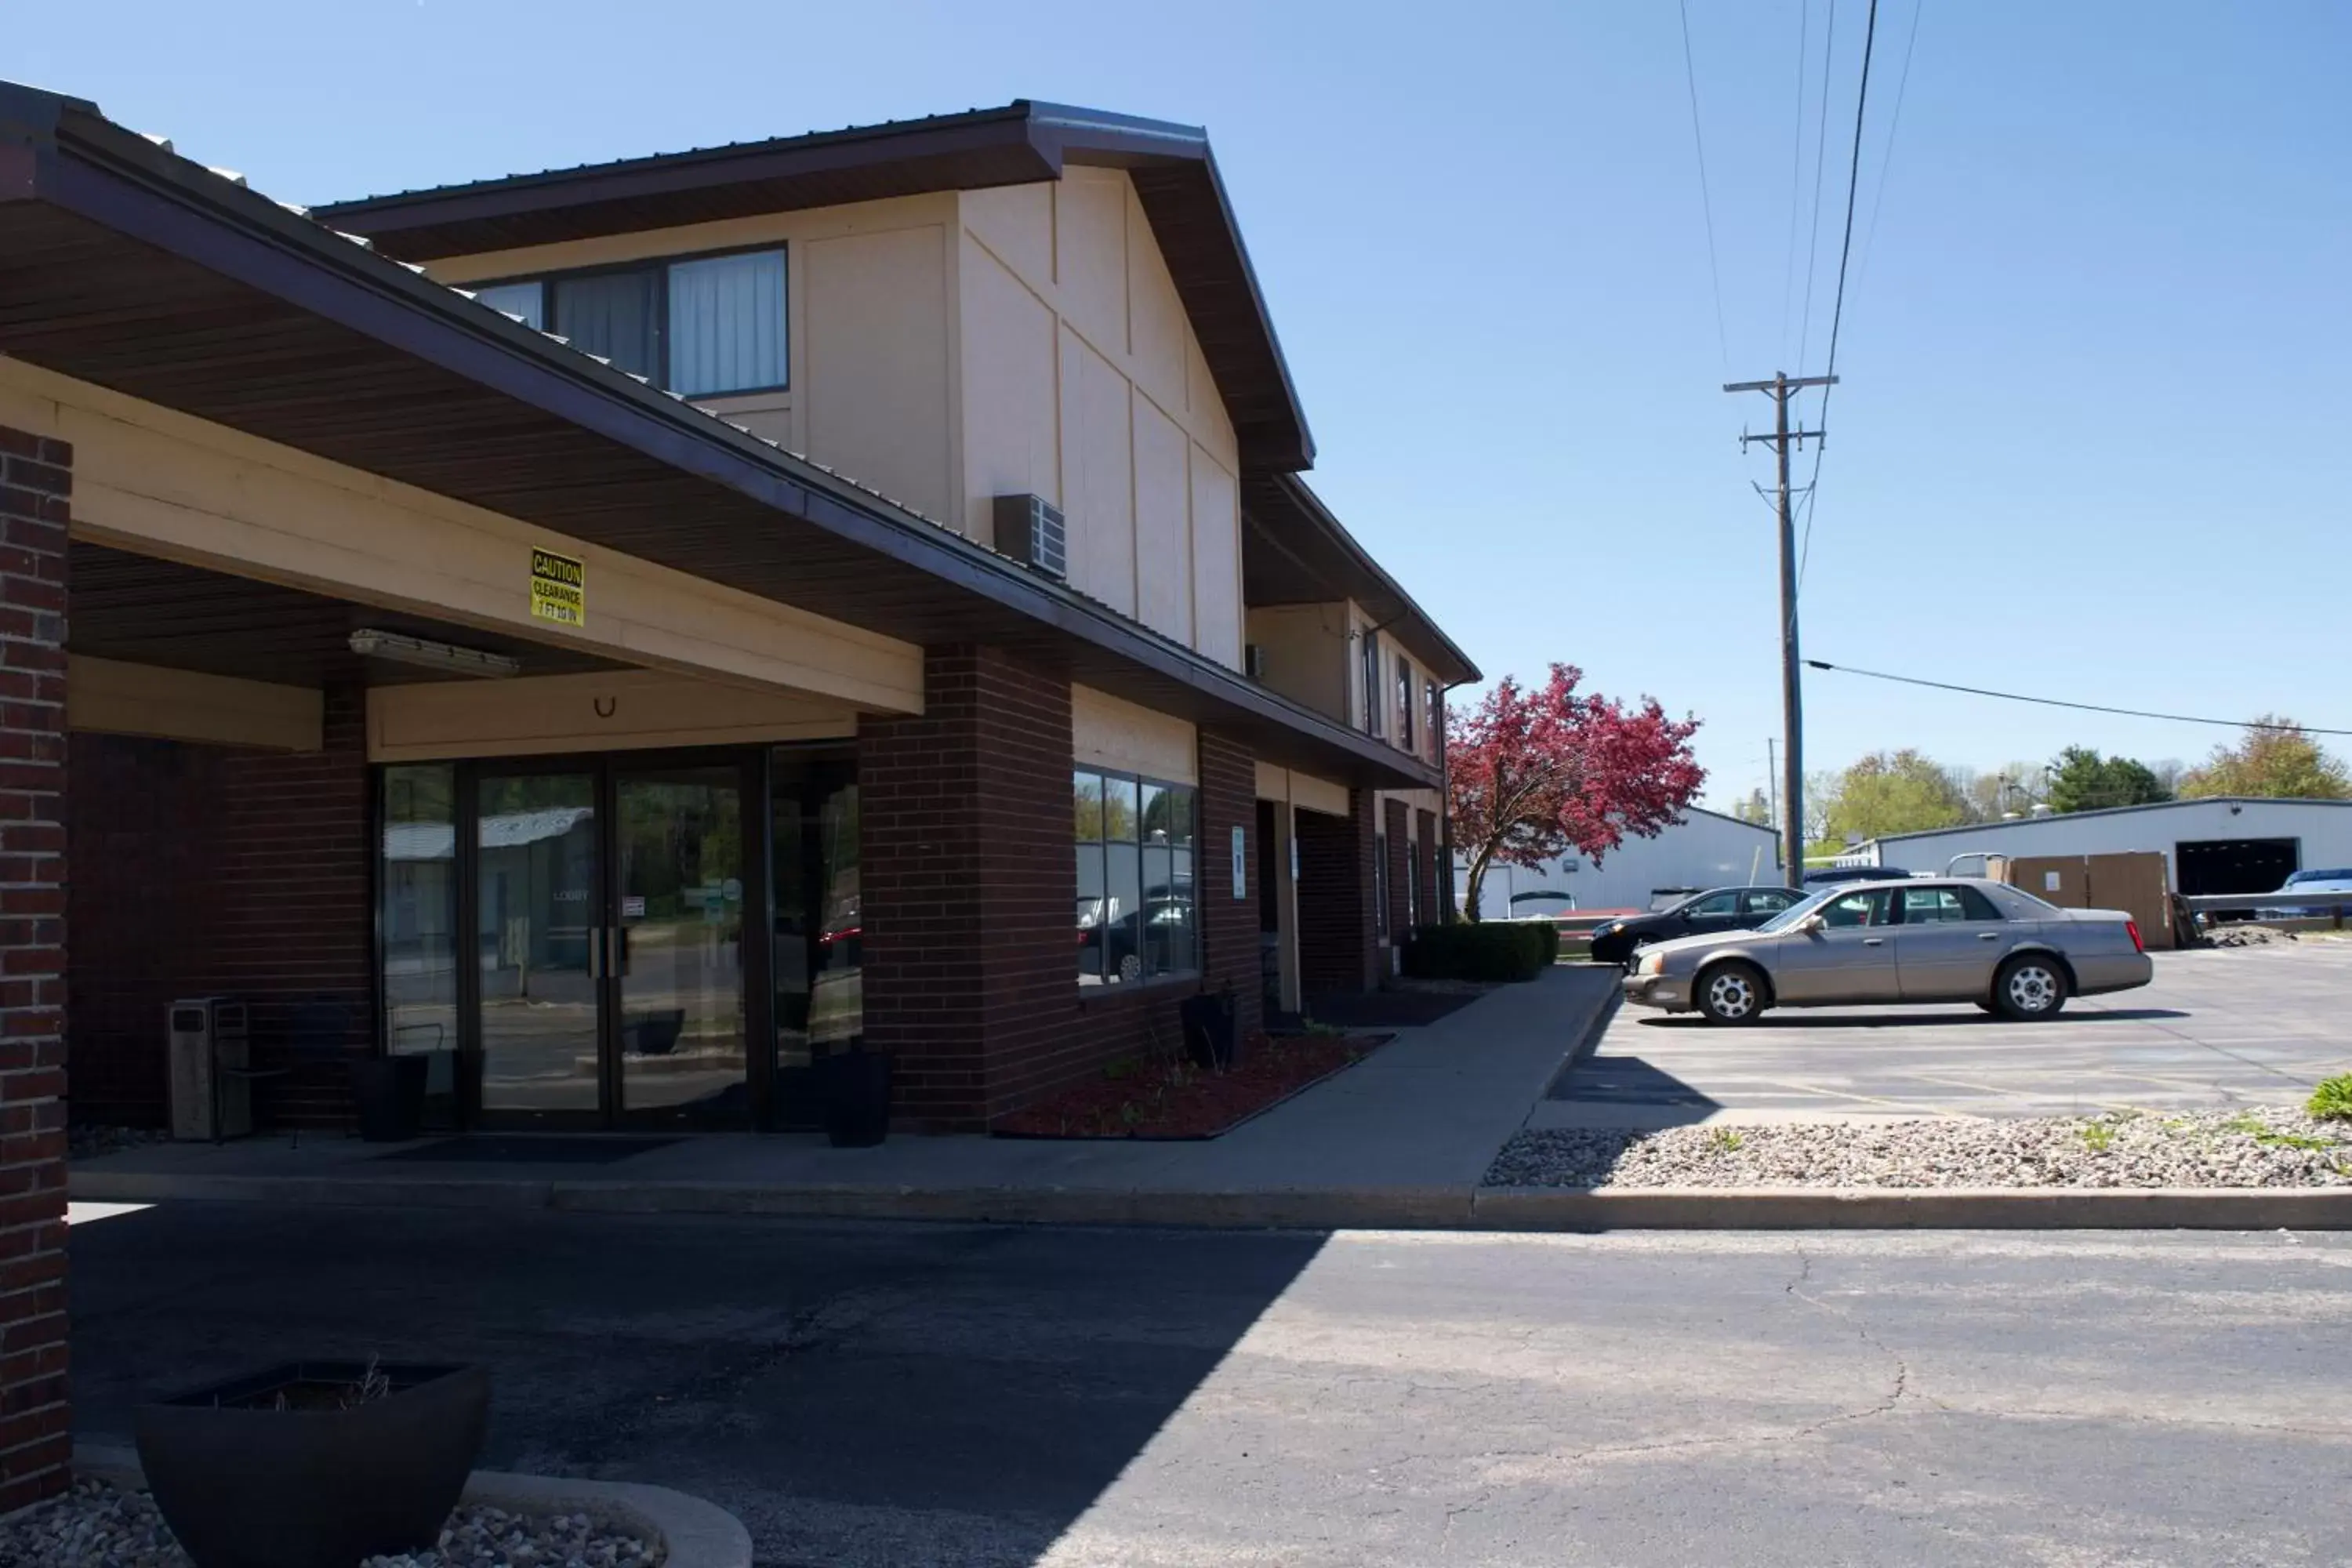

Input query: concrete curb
[1471,1185,2352,1230]
[71,1444,752,1568]
[72,1165,2352,1229]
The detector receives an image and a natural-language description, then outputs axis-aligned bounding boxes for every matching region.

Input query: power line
[1795,0,1881,593]
[1805,659,2352,736]
[1853,0,1926,305]
[1676,0,1733,375]
[1794,0,1839,367]
[1777,0,1811,366]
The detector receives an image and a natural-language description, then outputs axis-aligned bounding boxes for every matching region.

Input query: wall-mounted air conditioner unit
[993,494,1067,581]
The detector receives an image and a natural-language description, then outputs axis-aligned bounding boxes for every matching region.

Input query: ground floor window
[1075,768,1197,986]
[1374,833,1391,941]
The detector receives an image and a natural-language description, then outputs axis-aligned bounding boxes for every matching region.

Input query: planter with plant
[133,1356,488,1568]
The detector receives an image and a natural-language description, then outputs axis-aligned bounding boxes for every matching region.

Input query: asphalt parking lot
[1540,942,2352,1124]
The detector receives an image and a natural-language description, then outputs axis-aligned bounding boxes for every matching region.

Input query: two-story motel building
[0,85,1475,1165]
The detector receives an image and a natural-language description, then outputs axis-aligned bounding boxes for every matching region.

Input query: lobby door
[470,756,752,1128]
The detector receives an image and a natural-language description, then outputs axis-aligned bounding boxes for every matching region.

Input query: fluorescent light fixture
[348,629,521,679]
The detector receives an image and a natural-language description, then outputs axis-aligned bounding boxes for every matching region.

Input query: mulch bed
[993,1032,1394,1140]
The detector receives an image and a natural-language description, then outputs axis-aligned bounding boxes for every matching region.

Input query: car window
[1744,890,1798,915]
[1899,886,2004,924]
[1955,885,2002,920]
[1686,891,1740,916]
[1819,888,1895,928]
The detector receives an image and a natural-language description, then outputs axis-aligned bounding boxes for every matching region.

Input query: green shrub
[2307,1075,2352,1123]
[1401,920,1557,982]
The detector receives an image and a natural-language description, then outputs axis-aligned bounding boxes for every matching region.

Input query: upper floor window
[1425,679,1442,755]
[1359,633,1383,739]
[1396,657,1416,752]
[465,247,788,398]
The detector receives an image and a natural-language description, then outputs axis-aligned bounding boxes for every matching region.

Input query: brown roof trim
[312,99,1316,472]
[0,80,1428,791]
[1241,474,1479,687]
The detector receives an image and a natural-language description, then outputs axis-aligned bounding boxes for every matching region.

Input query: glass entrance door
[475,771,603,1118]
[613,765,749,1127]
[468,759,751,1127]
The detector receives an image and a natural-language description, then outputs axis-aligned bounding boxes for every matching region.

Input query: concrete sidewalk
[71,967,1619,1228]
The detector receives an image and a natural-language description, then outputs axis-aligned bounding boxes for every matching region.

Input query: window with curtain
[553,270,659,382]
[1396,657,1415,750]
[470,280,545,329]
[464,246,787,396]
[1360,633,1382,738]
[669,250,787,396]
[1076,768,1197,986]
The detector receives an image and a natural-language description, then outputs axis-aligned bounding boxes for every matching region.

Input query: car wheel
[1117,953,1144,984]
[1991,954,2067,1021]
[1697,962,1767,1026]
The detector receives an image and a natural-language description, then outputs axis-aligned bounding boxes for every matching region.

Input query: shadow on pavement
[1546,1054,1721,1117]
[69,1201,1330,1566]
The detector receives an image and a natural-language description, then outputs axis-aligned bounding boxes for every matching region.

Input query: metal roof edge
[1870,795,2352,843]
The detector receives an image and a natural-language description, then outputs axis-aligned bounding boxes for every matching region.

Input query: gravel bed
[1485,1108,2352,1189]
[0,1479,662,1568]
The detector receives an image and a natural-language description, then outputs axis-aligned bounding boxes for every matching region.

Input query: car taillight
[2125,920,2145,954]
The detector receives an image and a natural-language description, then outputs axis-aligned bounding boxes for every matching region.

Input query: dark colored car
[1588,885,1805,966]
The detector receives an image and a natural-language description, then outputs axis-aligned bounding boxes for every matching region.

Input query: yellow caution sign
[529,547,585,628]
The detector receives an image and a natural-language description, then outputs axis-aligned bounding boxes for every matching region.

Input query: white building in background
[1859,797,2352,895]
[1455,807,1781,916]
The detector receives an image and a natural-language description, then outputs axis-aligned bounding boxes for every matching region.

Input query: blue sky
[15,1,2350,808]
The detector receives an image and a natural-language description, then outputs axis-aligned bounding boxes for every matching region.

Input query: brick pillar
[1383,798,1412,942]
[1296,789,1377,996]
[1196,730,1261,1046]
[1416,808,1440,927]
[860,646,1072,1131]
[0,426,71,1510]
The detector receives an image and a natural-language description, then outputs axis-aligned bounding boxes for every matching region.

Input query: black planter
[135,1361,489,1568]
[350,1055,428,1143]
[1180,992,1240,1072]
[814,1049,892,1147]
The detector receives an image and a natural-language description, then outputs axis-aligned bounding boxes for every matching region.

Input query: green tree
[1823,750,1973,843]
[1728,787,1772,826]
[2045,747,2172,813]
[2177,718,2352,800]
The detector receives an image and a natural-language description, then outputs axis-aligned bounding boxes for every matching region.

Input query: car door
[1893,884,2010,1001]
[1678,890,1745,938]
[1771,886,1901,1004]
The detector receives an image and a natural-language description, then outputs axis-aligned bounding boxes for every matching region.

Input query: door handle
[587,927,603,979]
[1862,937,1885,946]
[1978,931,2000,941]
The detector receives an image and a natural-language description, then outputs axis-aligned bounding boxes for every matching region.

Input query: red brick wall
[65,692,372,1130]
[0,425,71,1511]
[1297,790,1376,996]
[860,648,1262,1129]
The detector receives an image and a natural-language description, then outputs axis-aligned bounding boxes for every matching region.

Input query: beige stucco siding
[1243,604,1351,724]
[368,670,858,761]
[1072,684,1197,783]
[960,170,1245,670]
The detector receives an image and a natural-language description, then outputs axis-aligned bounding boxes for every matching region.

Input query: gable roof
[312,100,1315,474]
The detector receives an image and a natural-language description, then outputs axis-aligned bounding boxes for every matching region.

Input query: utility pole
[1725,372,1834,884]
[1766,738,1778,840]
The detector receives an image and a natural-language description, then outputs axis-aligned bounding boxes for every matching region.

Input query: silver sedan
[1620,877,2153,1025]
